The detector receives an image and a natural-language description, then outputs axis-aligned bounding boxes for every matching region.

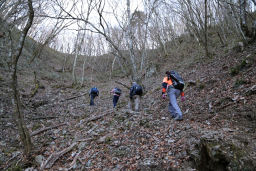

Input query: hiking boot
[171,115,176,118]
[174,116,183,121]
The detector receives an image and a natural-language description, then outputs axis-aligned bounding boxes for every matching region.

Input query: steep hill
[0,22,256,170]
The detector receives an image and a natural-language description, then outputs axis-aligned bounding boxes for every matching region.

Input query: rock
[25,167,37,171]
[112,140,121,147]
[78,142,86,151]
[167,138,175,144]
[188,138,256,171]
[0,152,5,164]
[141,158,159,168]
[86,160,92,167]
[98,135,108,143]
[112,157,119,164]
[222,128,234,132]
[35,155,45,166]
[62,130,67,135]
[187,80,196,86]
[112,164,124,171]
[246,85,256,95]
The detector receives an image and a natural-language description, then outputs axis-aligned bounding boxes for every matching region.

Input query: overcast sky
[46,0,145,53]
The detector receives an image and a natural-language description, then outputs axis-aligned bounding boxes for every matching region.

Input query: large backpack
[114,87,122,95]
[169,70,185,91]
[90,87,99,95]
[134,84,143,96]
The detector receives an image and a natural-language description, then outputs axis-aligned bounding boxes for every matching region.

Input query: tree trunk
[111,56,117,79]
[204,0,209,57]
[81,46,91,86]
[11,0,34,156]
[72,31,80,84]
[62,54,67,73]
[239,0,249,37]
[72,51,78,84]
[126,0,137,81]
[81,55,86,85]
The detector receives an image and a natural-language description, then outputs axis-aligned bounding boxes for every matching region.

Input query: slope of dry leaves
[0,42,256,170]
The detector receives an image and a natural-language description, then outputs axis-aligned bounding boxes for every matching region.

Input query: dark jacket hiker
[89,87,99,106]
[111,87,122,108]
[129,82,143,98]
[129,82,143,111]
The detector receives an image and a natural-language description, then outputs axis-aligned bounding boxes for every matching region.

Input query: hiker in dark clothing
[128,82,143,111]
[111,87,122,108]
[89,87,99,106]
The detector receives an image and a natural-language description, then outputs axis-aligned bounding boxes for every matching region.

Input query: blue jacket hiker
[89,87,99,106]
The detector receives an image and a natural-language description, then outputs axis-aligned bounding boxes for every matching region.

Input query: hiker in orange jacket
[162,71,185,120]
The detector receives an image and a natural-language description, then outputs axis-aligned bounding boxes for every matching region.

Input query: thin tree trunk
[72,31,80,84]
[204,0,209,57]
[11,0,34,156]
[228,2,247,41]
[111,55,117,79]
[239,0,249,36]
[81,46,91,85]
[126,0,137,81]
[62,54,67,73]
[81,55,86,85]
[72,51,78,83]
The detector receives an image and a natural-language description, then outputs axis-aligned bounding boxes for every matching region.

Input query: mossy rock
[189,138,255,171]
[230,59,252,76]
[233,79,249,88]
[104,137,112,144]
[32,123,42,131]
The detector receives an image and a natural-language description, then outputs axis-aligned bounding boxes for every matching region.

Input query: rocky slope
[0,36,256,170]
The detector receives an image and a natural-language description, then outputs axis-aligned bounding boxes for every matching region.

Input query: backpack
[134,84,143,96]
[90,87,98,95]
[114,88,122,95]
[169,70,185,91]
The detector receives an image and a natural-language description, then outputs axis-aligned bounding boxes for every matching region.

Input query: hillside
[0,21,256,171]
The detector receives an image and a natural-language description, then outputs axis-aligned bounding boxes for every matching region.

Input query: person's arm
[130,86,134,98]
[162,82,167,94]
[180,91,185,101]
[162,77,168,94]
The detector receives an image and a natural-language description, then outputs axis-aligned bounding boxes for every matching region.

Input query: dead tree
[10,0,34,156]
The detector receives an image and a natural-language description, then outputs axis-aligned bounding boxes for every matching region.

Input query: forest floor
[0,42,256,171]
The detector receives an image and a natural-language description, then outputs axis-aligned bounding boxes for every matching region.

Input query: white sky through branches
[36,0,144,53]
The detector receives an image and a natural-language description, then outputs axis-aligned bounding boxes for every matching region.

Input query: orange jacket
[162,76,184,96]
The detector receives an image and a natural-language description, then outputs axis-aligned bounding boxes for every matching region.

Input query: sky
[39,0,145,53]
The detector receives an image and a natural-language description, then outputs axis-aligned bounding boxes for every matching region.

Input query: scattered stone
[35,155,45,166]
[167,138,175,144]
[141,158,159,168]
[24,167,37,171]
[78,142,86,151]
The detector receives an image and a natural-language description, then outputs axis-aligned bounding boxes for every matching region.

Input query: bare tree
[10,0,34,156]
[204,0,209,57]
[126,0,137,81]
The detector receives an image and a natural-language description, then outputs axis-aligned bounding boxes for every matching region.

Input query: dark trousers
[113,95,119,108]
[90,94,97,106]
